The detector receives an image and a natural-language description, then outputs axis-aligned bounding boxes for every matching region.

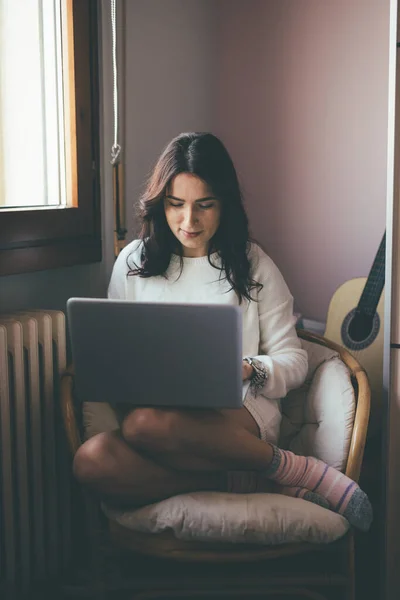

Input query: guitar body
[325,277,384,435]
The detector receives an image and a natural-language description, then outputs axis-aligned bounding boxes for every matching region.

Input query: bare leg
[73,410,328,510]
[73,431,224,508]
[118,408,328,505]
[120,407,274,472]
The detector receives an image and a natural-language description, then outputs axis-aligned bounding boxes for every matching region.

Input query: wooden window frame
[0,0,101,277]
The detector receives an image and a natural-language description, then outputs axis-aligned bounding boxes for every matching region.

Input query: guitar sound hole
[348,311,373,342]
[341,308,380,351]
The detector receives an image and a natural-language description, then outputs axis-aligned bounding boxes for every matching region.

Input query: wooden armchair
[60,330,370,600]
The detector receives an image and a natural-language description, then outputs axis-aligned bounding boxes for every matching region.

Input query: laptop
[66,298,243,409]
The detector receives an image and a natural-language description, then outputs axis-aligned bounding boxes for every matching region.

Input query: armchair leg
[62,493,109,599]
[84,493,109,600]
[347,534,356,600]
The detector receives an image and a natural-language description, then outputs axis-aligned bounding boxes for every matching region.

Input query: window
[1,0,67,209]
[0,0,101,276]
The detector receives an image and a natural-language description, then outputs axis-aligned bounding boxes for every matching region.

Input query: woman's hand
[242,360,253,381]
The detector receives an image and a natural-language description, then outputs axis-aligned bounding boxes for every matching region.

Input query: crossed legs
[73,406,373,530]
[73,406,272,507]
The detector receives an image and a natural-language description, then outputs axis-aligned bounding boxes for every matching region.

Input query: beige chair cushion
[279,339,355,471]
[83,400,119,438]
[82,337,355,545]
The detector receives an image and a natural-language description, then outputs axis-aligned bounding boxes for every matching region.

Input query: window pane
[0,0,102,276]
[0,0,66,209]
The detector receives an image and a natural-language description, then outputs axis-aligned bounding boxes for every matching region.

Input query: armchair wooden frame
[60,330,371,600]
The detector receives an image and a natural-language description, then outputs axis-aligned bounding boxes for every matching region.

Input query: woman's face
[164,173,221,257]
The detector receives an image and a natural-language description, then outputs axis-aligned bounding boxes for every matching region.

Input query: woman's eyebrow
[165,195,216,202]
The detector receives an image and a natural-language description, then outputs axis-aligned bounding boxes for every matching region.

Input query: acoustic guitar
[324,233,385,435]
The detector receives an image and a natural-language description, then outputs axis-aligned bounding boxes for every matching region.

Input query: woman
[73,132,372,532]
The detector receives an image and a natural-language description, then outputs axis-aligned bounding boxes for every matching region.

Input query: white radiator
[0,310,70,594]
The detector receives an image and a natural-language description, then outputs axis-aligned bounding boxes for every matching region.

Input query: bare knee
[121,408,181,452]
[73,432,118,485]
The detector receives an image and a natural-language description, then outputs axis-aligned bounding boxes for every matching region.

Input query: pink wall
[214,0,390,322]
[124,0,216,238]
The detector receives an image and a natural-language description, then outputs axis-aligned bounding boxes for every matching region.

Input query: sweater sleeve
[248,245,308,399]
[107,240,141,300]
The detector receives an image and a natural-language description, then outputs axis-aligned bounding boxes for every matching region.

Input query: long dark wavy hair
[127,132,262,303]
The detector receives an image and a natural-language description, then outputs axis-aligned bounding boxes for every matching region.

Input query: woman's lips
[181,230,202,238]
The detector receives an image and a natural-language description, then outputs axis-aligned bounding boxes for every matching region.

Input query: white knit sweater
[108,240,308,401]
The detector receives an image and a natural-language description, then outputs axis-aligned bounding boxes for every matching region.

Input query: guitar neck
[358,232,386,315]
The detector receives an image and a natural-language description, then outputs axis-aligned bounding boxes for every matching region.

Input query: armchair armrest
[60,365,82,456]
[297,329,371,483]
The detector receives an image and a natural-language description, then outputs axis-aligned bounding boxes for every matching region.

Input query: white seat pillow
[103,491,349,545]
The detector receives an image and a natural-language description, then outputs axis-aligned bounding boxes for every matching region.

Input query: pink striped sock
[266,445,372,531]
[227,472,329,509]
[275,484,330,509]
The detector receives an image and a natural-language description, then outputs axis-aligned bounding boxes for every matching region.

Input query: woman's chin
[178,237,209,257]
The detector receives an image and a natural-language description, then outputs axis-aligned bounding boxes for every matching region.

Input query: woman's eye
[167,201,214,209]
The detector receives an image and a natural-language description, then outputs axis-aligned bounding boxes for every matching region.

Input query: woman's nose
[183,207,198,226]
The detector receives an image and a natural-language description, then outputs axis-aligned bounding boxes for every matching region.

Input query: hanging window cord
[111,0,121,166]
[110,0,126,256]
